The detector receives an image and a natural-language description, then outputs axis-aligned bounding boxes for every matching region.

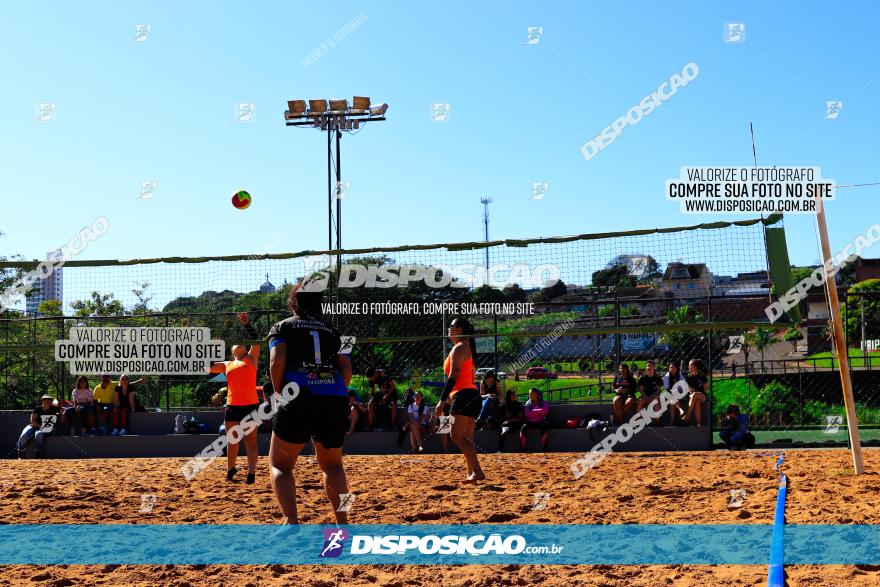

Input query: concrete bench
[3,401,713,459]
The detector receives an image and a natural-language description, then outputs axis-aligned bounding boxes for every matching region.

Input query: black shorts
[273,389,349,449]
[450,388,481,419]
[225,403,260,423]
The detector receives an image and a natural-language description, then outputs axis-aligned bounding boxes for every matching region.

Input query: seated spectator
[476,370,500,430]
[720,404,752,450]
[67,376,95,436]
[92,373,117,435]
[636,361,664,422]
[520,388,550,452]
[346,389,367,436]
[404,391,434,452]
[499,389,524,443]
[402,386,416,408]
[18,394,63,458]
[111,374,144,436]
[681,358,708,428]
[664,362,687,425]
[366,368,398,430]
[612,363,638,425]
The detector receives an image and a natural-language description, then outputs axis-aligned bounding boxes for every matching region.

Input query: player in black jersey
[267,286,353,525]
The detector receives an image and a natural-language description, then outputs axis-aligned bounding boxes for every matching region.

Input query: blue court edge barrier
[0,525,878,565]
[767,453,788,587]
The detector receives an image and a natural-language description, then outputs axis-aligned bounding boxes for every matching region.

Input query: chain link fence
[4,289,877,447]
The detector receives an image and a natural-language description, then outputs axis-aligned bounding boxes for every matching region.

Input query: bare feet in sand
[463,472,486,483]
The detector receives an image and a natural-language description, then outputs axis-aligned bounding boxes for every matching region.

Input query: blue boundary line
[767,453,787,587]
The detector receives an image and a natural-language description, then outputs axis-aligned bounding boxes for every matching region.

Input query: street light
[284,96,388,260]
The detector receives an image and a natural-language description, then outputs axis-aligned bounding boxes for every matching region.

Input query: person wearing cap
[17,394,64,458]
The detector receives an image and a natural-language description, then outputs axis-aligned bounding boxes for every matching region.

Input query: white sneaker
[111,428,119,436]
[119,428,128,436]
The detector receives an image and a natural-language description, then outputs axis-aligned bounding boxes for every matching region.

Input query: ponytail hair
[454,317,477,358]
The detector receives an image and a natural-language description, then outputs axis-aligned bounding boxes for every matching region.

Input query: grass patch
[805,349,880,368]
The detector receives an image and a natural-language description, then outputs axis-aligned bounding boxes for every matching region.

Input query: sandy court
[0,449,878,586]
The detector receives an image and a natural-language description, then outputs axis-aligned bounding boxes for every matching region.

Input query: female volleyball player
[435,317,485,482]
[208,312,261,484]
[268,286,352,525]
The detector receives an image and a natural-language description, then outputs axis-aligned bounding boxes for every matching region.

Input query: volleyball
[231,190,251,210]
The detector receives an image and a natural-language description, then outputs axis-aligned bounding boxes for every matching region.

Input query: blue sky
[1,0,878,268]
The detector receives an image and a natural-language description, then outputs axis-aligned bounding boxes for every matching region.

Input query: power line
[837,182,880,189]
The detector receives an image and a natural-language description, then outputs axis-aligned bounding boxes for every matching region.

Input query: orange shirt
[443,349,475,398]
[226,357,258,405]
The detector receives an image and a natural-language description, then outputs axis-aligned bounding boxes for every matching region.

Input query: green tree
[790,266,817,284]
[597,304,640,318]
[837,257,860,287]
[752,381,798,426]
[659,305,704,362]
[845,279,880,342]
[131,281,154,315]
[783,326,804,353]
[591,264,635,288]
[37,300,63,316]
[0,229,23,301]
[745,326,776,372]
[71,292,125,317]
[540,279,567,301]
[502,284,528,302]
[471,284,506,304]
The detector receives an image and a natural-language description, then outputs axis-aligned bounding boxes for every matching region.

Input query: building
[803,287,848,354]
[595,285,670,318]
[854,258,880,283]
[259,274,276,294]
[713,271,769,297]
[661,263,713,297]
[26,250,63,316]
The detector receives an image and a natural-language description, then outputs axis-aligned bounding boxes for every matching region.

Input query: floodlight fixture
[284,96,389,261]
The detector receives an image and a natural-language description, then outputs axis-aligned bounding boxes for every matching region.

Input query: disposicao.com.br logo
[320,528,348,558]
[325,532,562,557]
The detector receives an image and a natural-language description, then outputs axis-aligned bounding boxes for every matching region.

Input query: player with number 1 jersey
[267,286,353,526]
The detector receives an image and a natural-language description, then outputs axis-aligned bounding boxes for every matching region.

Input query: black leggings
[520,420,549,435]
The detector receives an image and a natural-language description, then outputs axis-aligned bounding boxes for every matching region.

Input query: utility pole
[480,197,493,272]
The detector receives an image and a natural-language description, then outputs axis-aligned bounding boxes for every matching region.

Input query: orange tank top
[443,347,475,398]
[226,357,258,405]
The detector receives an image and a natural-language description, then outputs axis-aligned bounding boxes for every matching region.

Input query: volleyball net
[7,213,863,437]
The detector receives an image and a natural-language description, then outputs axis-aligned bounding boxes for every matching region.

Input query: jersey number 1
[309,331,322,364]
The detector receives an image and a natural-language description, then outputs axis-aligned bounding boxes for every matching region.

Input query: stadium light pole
[284,97,388,261]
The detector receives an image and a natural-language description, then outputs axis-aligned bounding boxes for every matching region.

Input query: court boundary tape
[766,452,788,587]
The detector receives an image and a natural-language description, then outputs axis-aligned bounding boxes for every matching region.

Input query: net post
[815,197,864,474]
